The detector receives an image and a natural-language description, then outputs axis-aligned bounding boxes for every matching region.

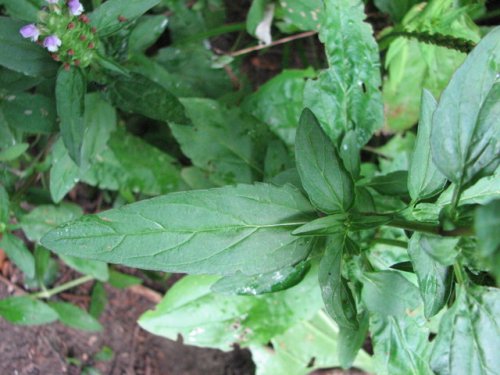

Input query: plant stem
[453,262,466,284]
[31,275,94,299]
[387,217,473,237]
[371,238,408,249]
[450,184,462,216]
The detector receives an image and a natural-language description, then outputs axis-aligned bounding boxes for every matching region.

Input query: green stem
[371,238,408,249]
[31,275,94,299]
[387,217,473,237]
[450,184,462,216]
[453,262,467,284]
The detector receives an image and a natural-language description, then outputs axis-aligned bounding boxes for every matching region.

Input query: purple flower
[19,24,40,42]
[68,0,84,16]
[43,35,62,52]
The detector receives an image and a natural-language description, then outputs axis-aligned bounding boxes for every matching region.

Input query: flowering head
[19,0,97,68]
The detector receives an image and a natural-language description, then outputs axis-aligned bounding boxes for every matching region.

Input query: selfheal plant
[19,0,98,68]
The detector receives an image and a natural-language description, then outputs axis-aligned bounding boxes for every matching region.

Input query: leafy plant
[0,0,498,374]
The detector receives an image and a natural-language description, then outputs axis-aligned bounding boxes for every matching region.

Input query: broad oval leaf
[408,233,453,318]
[408,90,447,201]
[0,296,58,326]
[319,234,359,329]
[48,301,102,332]
[431,27,500,187]
[41,184,316,276]
[295,109,354,213]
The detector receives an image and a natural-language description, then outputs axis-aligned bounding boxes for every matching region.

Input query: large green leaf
[371,314,432,375]
[338,312,370,369]
[430,286,500,375]
[128,15,169,54]
[56,67,86,165]
[250,310,374,375]
[0,184,8,225]
[475,200,500,282]
[170,99,272,185]
[242,69,315,147]
[408,233,453,318]
[303,0,383,146]
[0,0,43,22]
[319,234,358,329]
[0,296,58,326]
[431,27,500,187]
[41,184,315,276]
[108,74,188,125]
[373,0,420,22]
[139,265,323,350]
[274,0,322,32]
[361,271,422,317]
[0,17,58,77]
[0,93,56,134]
[408,90,447,201]
[89,0,161,37]
[0,232,35,278]
[295,109,354,213]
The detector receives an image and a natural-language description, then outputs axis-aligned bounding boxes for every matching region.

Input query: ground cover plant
[0,0,499,374]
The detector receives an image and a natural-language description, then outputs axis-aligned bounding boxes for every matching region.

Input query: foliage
[0,0,498,374]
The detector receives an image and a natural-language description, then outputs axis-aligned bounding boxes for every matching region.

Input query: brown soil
[0,279,256,375]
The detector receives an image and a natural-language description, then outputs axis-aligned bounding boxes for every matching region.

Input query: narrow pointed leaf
[41,184,315,276]
[0,297,58,326]
[295,109,354,213]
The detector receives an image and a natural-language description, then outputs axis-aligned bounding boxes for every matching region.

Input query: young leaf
[0,296,58,326]
[41,184,315,276]
[408,233,453,318]
[89,0,161,37]
[0,232,35,278]
[211,261,310,296]
[408,90,447,201]
[0,17,58,77]
[292,214,345,236]
[430,286,500,375]
[319,234,359,329]
[56,67,86,165]
[295,109,354,213]
[431,27,500,187]
[89,282,107,319]
[303,0,383,146]
[49,301,102,332]
[361,271,422,317]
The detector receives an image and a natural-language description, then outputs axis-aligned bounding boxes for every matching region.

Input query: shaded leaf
[49,301,102,332]
[0,232,35,278]
[0,296,58,326]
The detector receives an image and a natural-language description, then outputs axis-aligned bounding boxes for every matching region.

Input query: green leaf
[275,0,322,32]
[431,27,500,187]
[49,139,80,203]
[0,17,58,77]
[170,99,271,185]
[0,0,43,22]
[0,184,9,226]
[338,312,369,369]
[242,69,316,147]
[56,67,86,165]
[371,314,432,375]
[139,265,322,350]
[417,234,460,267]
[89,282,107,319]
[94,346,114,362]
[48,301,102,332]
[1,93,57,134]
[303,0,383,146]
[361,271,421,317]
[408,90,447,201]
[107,269,142,289]
[211,261,310,295]
[60,255,108,282]
[295,109,354,213]
[475,200,500,282]
[437,168,499,207]
[292,214,345,236]
[0,296,58,325]
[108,73,188,125]
[373,0,420,22]
[430,286,500,375]
[0,232,35,278]
[319,234,358,329]
[408,233,453,318]
[41,183,315,276]
[339,130,361,179]
[250,310,374,375]
[89,0,161,37]
[246,0,267,36]
[367,171,410,198]
[128,15,168,54]
[82,128,181,196]
[21,203,83,243]
[0,142,28,162]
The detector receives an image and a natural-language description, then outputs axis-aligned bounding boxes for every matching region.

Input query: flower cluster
[19,0,98,69]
